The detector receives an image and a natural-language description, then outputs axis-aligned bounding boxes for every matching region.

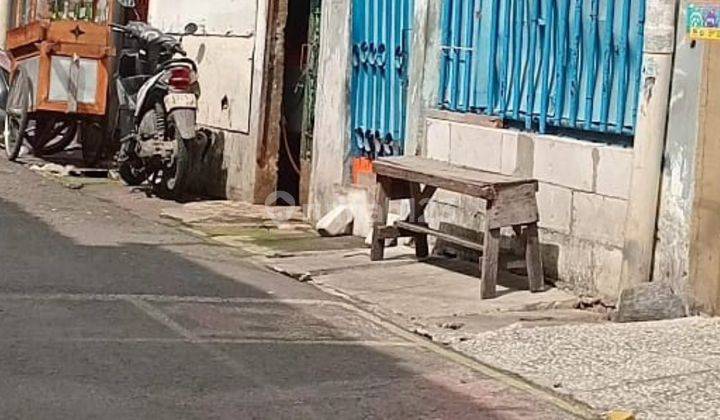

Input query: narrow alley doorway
[276,0,321,207]
[122,0,149,22]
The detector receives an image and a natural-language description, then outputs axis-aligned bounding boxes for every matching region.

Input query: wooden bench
[370,156,544,299]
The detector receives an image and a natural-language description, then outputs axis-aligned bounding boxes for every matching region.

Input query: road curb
[309,281,602,420]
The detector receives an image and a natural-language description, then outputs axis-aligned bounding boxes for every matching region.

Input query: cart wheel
[81,120,107,167]
[29,118,78,156]
[3,69,32,162]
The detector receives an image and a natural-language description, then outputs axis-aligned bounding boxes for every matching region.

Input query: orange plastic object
[352,157,375,186]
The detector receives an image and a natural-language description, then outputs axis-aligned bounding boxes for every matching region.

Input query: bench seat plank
[374,156,536,200]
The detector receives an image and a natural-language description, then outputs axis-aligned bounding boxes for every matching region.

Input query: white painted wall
[308,0,353,222]
[149,0,256,134]
[653,4,703,298]
[181,36,254,134]
[0,0,11,47]
[148,0,257,36]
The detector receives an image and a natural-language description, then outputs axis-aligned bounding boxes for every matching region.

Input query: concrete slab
[212,229,366,256]
[573,371,720,419]
[309,256,579,318]
[160,202,366,257]
[266,247,417,278]
[263,246,583,347]
[316,205,354,237]
[187,222,310,237]
[416,310,608,345]
[453,317,720,419]
[161,201,306,227]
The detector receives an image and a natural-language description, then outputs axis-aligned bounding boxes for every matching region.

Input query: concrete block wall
[424,117,634,299]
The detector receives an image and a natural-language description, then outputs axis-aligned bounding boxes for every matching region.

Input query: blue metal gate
[351,0,414,158]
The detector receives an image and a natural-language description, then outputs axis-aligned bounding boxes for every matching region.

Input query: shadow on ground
[0,197,569,419]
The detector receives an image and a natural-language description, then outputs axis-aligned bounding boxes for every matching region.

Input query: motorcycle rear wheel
[119,160,146,186]
[153,114,191,200]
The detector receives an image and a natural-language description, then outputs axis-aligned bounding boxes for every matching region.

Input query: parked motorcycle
[111,16,201,198]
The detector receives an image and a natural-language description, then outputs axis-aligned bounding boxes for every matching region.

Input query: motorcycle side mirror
[184,23,199,36]
[118,0,136,8]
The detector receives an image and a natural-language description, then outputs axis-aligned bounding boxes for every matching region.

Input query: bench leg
[370,227,386,262]
[371,176,392,262]
[415,235,429,259]
[525,222,545,292]
[409,183,434,260]
[481,227,501,299]
[414,225,430,259]
[512,225,526,257]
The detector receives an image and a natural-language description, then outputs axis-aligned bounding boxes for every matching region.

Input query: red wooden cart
[3,0,123,164]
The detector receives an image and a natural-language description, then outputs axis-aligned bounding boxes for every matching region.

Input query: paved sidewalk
[263,247,597,337]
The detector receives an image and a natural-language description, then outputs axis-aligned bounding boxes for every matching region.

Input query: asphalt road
[0,159,575,419]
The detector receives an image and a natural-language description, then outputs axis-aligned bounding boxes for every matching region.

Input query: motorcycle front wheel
[153,114,191,199]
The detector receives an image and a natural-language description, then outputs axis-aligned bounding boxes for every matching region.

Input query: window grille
[438,0,646,136]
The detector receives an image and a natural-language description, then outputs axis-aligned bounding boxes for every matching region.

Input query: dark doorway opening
[276,0,313,206]
[124,0,150,23]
